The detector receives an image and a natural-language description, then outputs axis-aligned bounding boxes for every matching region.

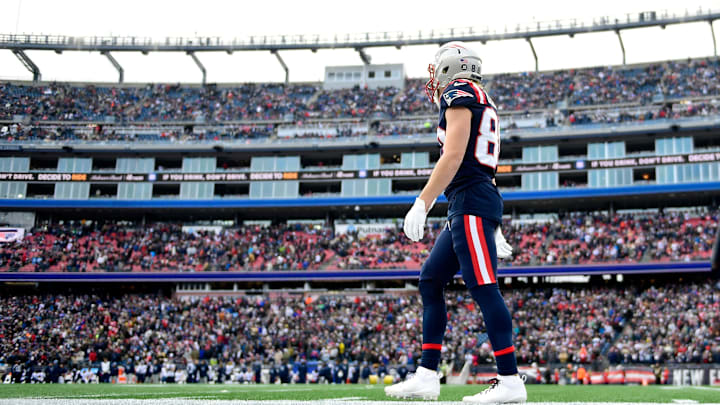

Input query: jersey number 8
[475,107,500,169]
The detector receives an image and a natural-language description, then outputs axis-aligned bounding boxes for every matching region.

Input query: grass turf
[0,383,719,402]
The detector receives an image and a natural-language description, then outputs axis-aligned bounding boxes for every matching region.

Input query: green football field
[0,383,719,404]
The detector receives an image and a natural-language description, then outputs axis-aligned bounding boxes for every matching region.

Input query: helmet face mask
[425,41,483,107]
[424,64,439,106]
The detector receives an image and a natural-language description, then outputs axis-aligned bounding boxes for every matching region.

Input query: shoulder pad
[440,79,489,109]
[440,80,477,108]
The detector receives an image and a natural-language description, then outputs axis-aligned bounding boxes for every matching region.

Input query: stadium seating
[0,281,717,384]
[2,58,719,143]
[0,210,714,273]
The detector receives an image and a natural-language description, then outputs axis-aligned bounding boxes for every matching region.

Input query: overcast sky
[0,0,718,83]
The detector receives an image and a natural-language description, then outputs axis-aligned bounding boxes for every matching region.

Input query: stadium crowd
[1,281,718,384]
[0,210,714,273]
[1,58,719,143]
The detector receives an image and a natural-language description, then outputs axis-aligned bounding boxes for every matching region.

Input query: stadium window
[213,183,249,198]
[377,178,391,195]
[368,71,375,79]
[180,182,214,199]
[380,152,401,165]
[522,147,539,163]
[92,157,116,172]
[182,157,216,172]
[151,183,180,198]
[625,138,655,155]
[117,183,151,200]
[391,179,424,194]
[328,72,335,80]
[299,181,341,197]
[300,154,342,169]
[559,172,587,188]
[23,160,55,179]
[557,143,586,160]
[694,133,720,150]
[279,156,300,171]
[26,183,54,199]
[89,183,118,199]
[633,167,656,183]
[0,182,26,199]
[367,180,378,196]
[500,146,522,161]
[217,156,250,171]
[0,157,29,172]
[353,72,361,80]
[342,154,358,170]
[117,158,154,173]
[384,70,391,78]
[155,157,182,172]
[54,182,89,199]
[58,157,91,173]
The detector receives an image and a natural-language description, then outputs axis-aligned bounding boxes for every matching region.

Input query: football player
[384,41,526,403]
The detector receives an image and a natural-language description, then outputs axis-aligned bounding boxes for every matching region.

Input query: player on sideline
[385,41,527,403]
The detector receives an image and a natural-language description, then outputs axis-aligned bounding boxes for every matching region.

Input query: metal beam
[615,30,626,65]
[102,51,124,83]
[2,11,717,54]
[271,50,289,85]
[356,48,371,65]
[526,38,538,73]
[12,49,40,82]
[711,21,718,57]
[187,51,206,85]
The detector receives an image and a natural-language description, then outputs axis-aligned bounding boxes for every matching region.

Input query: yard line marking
[4,401,720,405]
[691,387,720,391]
[672,400,699,404]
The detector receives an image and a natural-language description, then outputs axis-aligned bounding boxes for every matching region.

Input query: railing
[5,182,720,209]
[3,114,719,148]
[0,262,710,282]
[0,8,717,51]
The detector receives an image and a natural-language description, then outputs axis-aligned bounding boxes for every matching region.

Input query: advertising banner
[334,223,396,238]
[0,228,25,243]
[0,152,717,184]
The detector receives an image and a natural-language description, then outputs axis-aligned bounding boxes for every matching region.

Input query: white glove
[403,198,430,242]
[494,225,513,259]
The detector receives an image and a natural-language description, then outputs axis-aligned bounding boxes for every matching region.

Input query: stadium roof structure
[1,8,718,84]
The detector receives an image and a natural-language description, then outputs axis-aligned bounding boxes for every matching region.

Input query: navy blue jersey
[436,79,503,224]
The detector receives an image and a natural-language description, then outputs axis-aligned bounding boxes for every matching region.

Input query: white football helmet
[425,41,483,107]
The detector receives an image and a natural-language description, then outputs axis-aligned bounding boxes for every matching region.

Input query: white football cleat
[384,366,440,400]
[462,374,527,403]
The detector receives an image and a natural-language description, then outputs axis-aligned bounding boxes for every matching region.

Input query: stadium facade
[0,9,718,387]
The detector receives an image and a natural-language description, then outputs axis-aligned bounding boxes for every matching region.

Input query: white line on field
[672,400,699,404]
[22,387,317,400]
[4,401,720,405]
[113,384,301,389]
